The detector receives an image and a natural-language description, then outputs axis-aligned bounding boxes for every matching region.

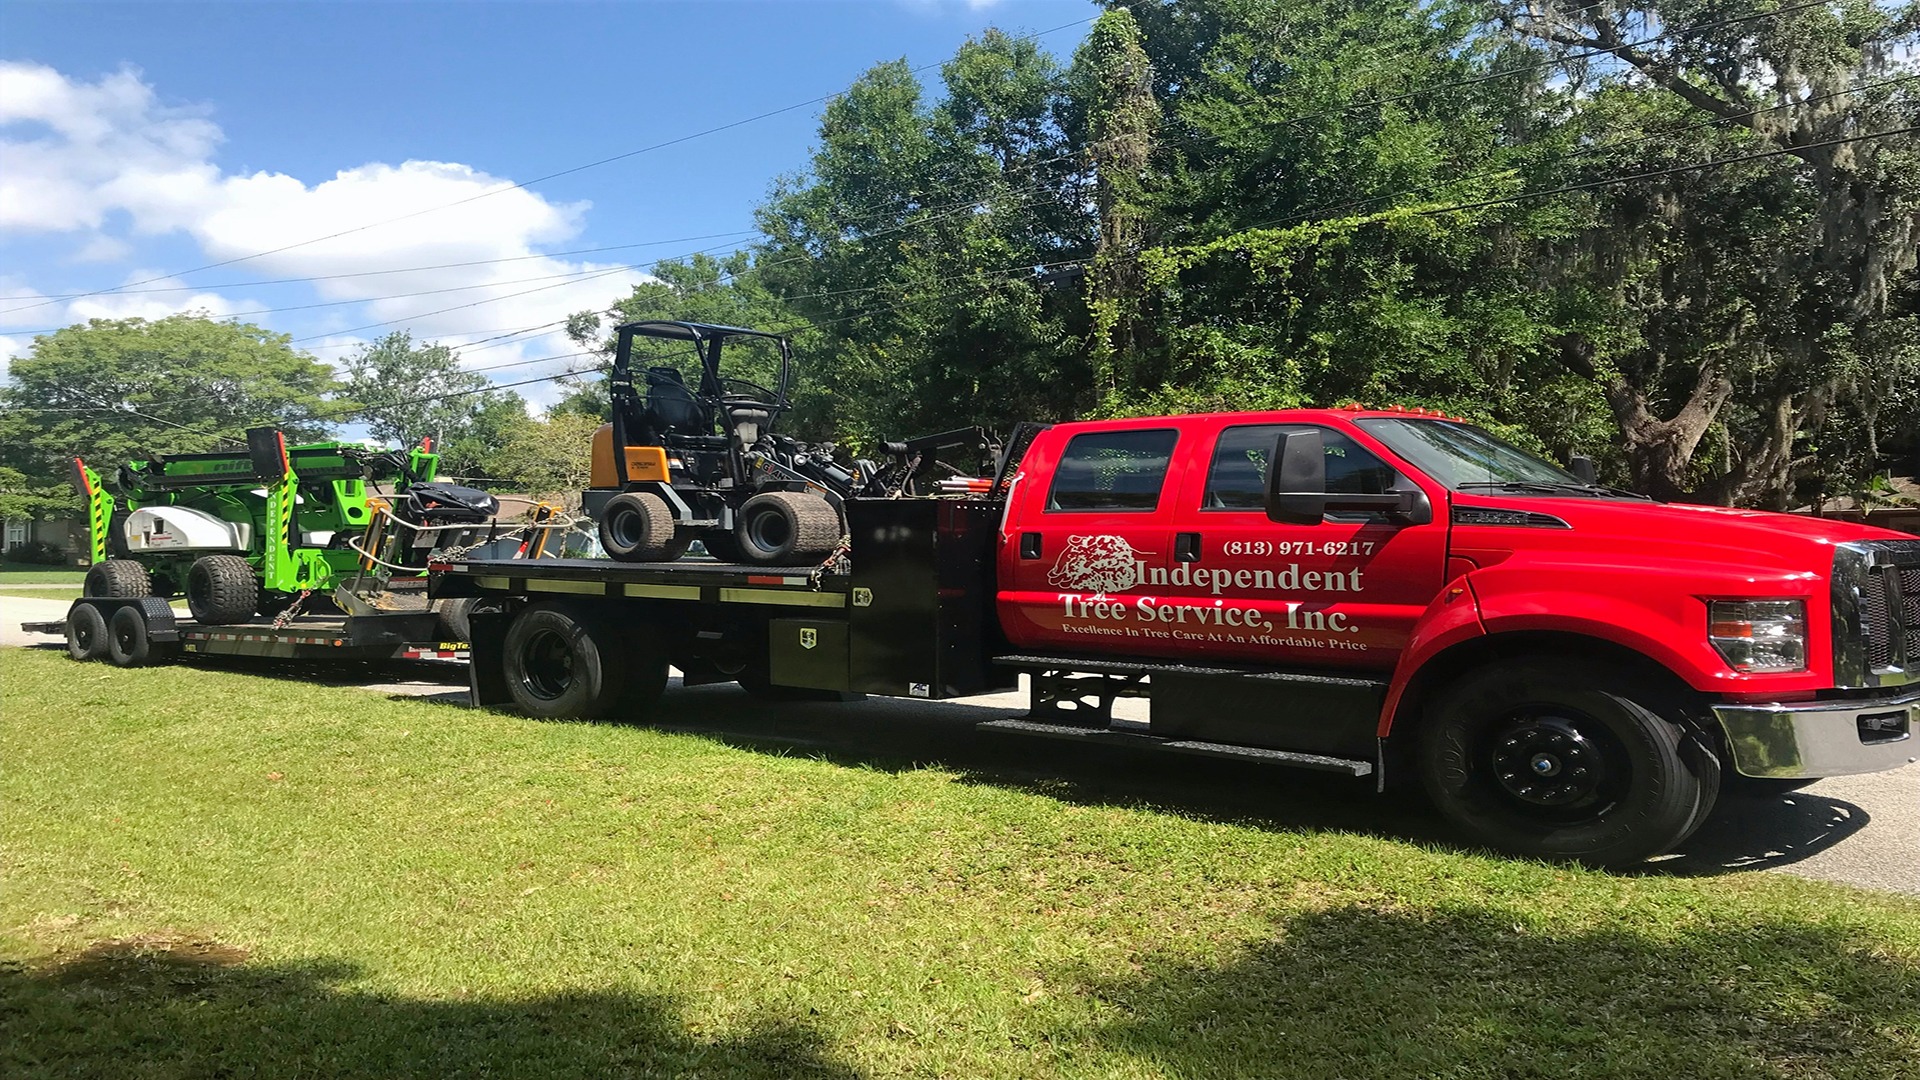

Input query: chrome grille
[1834,541,1920,688]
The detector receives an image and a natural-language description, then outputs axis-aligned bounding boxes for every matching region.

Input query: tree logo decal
[1047,535,1146,596]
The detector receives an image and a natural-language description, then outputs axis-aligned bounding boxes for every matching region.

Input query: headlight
[1708,599,1807,673]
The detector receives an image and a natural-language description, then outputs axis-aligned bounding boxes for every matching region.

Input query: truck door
[1151,421,1447,669]
[997,425,1186,656]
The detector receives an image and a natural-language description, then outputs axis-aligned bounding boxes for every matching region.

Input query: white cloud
[0,61,221,233]
[62,273,264,324]
[69,234,132,263]
[0,61,652,390]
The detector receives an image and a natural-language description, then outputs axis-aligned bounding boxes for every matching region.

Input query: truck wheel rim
[519,629,575,700]
[1485,712,1624,818]
[113,622,137,655]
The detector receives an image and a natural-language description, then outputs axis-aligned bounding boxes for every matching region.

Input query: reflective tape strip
[475,576,512,589]
[717,588,846,608]
[529,579,605,595]
[623,583,701,600]
[745,574,809,587]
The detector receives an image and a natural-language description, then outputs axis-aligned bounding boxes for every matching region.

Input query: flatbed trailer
[28,597,468,668]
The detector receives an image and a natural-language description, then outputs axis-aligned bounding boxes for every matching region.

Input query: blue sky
[0,0,1096,403]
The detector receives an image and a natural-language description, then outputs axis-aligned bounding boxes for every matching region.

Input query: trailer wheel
[1417,660,1719,868]
[85,559,151,598]
[735,491,842,566]
[434,597,475,642]
[502,603,631,719]
[600,492,680,562]
[187,555,260,625]
[65,603,109,661]
[105,605,154,667]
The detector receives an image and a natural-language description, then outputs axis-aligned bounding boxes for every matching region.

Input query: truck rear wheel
[501,603,663,720]
[85,559,150,598]
[735,491,841,566]
[66,603,109,661]
[600,492,680,562]
[1417,660,1719,868]
[186,555,260,625]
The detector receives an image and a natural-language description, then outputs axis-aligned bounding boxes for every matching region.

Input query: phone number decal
[1221,540,1377,557]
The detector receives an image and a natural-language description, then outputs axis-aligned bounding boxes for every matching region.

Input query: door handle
[1174,532,1201,563]
[1020,532,1042,559]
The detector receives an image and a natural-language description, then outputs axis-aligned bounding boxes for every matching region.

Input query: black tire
[105,605,152,668]
[65,603,109,662]
[599,491,680,562]
[85,559,150,598]
[1418,660,1720,868]
[435,597,476,642]
[502,603,640,720]
[734,491,842,566]
[186,555,260,625]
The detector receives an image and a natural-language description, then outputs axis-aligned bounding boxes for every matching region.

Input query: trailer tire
[85,559,151,598]
[502,603,630,719]
[735,491,841,566]
[105,605,153,667]
[600,492,680,562]
[187,555,260,625]
[1418,660,1719,868]
[435,597,475,642]
[66,603,109,661]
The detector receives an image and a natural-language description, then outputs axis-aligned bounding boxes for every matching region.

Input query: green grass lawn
[3,647,1917,1079]
[2,587,81,602]
[0,564,85,583]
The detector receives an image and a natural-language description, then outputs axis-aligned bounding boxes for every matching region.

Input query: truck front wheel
[1418,660,1720,868]
[501,603,664,720]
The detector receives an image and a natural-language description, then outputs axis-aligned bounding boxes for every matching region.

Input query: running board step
[976,718,1373,777]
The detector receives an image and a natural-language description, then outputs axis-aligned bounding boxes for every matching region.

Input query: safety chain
[270,588,313,629]
[809,533,853,587]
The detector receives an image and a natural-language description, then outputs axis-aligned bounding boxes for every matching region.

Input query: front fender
[1463,557,1828,697]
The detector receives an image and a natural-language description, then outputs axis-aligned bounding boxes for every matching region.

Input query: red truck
[436,406,1920,867]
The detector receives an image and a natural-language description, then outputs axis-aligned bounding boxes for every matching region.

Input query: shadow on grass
[1078,905,1920,1078]
[1,938,860,1079]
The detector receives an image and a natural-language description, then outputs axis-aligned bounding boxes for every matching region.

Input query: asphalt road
[6,592,1915,894]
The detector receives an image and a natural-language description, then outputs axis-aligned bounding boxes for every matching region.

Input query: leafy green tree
[0,314,340,511]
[337,331,528,478]
[488,411,603,507]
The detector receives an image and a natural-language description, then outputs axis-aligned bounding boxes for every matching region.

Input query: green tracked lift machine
[72,428,444,625]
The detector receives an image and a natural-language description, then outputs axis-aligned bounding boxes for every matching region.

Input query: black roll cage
[606,320,796,489]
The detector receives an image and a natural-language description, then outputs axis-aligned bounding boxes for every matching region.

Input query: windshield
[1355,418,1586,491]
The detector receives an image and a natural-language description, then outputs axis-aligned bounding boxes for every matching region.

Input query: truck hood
[1453,495,1912,573]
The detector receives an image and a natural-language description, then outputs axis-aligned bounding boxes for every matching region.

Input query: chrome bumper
[1713,689,1920,778]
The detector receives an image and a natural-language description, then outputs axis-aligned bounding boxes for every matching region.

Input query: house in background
[3,515,86,564]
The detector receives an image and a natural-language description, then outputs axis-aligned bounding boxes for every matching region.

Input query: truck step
[995,653,1387,690]
[976,718,1373,776]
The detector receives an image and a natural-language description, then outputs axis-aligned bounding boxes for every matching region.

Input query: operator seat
[644,366,711,435]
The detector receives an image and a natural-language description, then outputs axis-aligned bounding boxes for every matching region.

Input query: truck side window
[1047,429,1179,512]
[1204,425,1399,509]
